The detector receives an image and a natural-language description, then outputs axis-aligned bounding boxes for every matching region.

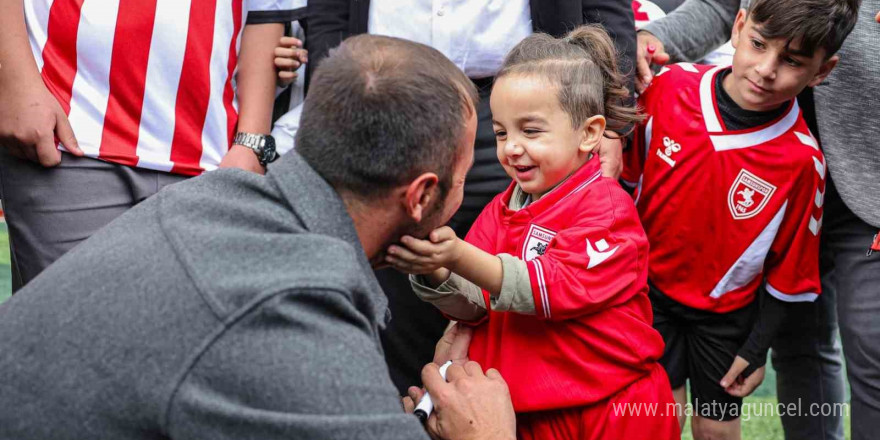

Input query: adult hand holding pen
[419,361,516,440]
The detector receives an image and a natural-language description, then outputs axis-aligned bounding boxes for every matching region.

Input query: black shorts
[649,282,758,422]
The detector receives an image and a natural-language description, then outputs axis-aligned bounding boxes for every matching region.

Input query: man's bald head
[296,34,478,202]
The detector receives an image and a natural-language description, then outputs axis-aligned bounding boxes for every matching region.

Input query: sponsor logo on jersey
[585,238,619,269]
[656,136,681,167]
[523,224,556,262]
[728,169,777,219]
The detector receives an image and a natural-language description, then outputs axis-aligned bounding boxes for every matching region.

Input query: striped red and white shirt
[25,0,300,176]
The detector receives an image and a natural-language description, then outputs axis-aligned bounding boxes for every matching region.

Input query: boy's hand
[274,36,307,87]
[636,30,670,93]
[386,226,462,275]
[720,356,766,397]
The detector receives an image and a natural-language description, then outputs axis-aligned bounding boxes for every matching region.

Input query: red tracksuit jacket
[464,156,665,412]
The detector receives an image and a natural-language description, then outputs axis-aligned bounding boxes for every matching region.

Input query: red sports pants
[516,364,679,440]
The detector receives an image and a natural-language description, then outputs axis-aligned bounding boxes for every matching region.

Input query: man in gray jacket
[635,1,880,439]
[0,34,516,440]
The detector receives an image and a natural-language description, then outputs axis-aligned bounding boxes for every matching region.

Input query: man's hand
[720,355,766,397]
[218,144,264,174]
[0,81,82,166]
[274,36,307,88]
[422,362,516,440]
[385,226,462,275]
[636,31,671,93]
[433,322,473,366]
[595,135,623,179]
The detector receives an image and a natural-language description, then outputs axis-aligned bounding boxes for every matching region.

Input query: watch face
[263,136,278,163]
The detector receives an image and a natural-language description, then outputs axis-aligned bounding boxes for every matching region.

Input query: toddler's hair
[496,25,643,134]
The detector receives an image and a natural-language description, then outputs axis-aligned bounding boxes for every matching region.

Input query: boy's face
[727,9,838,112]
[490,74,603,199]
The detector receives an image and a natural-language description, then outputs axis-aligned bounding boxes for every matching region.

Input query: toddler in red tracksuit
[386,25,679,440]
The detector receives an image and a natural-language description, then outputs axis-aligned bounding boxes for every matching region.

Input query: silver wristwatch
[233,132,279,166]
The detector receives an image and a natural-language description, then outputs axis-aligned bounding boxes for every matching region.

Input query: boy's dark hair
[295,34,478,202]
[496,25,643,134]
[748,0,860,58]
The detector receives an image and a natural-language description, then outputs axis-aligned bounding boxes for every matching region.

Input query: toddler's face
[727,10,836,112]
[490,74,592,200]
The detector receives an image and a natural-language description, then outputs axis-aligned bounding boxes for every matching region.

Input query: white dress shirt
[368,0,533,79]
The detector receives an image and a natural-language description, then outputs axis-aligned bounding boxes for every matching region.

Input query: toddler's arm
[388,227,541,319]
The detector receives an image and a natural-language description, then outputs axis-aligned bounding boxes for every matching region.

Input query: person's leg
[771,268,845,440]
[692,416,741,440]
[0,150,186,291]
[598,364,681,440]
[687,299,756,440]
[0,152,138,291]
[649,284,689,429]
[519,366,680,440]
[673,386,688,429]
[822,174,880,440]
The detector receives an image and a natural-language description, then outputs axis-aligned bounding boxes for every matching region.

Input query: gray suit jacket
[0,153,427,439]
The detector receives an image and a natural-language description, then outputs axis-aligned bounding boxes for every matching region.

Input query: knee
[692,417,739,440]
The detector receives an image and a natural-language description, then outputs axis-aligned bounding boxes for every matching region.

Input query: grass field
[0,225,850,439]
[0,223,11,304]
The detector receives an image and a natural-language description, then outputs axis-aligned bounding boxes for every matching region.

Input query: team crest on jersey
[728,169,777,220]
[523,224,557,261]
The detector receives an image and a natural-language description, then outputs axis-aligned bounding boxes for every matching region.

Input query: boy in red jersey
[622,0,859,438]
[386,26,679,440]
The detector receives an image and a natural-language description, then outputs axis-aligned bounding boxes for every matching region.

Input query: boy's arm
[219,23,285,174]
[736,286,811,376]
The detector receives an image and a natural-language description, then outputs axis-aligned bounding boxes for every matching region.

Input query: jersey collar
[699,65,800,152]
[499,155,603,217]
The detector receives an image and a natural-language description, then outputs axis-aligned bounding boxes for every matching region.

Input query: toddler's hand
[386,226,461,275]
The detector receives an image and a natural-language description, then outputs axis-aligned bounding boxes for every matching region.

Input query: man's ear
[403,172,440,223]
[579,115,607,153]
[808,55,838,88]
[730,9,748,49]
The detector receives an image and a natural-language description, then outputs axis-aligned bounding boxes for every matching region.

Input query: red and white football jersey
[25,0,299,176]
[623,63,826,313]
[464,157,665,412]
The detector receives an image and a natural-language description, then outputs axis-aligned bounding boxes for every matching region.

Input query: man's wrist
[232,132,277,166]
